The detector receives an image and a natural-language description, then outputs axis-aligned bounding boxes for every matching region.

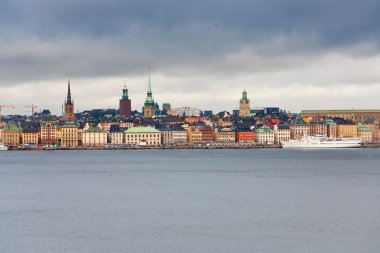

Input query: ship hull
[281,141,361,148]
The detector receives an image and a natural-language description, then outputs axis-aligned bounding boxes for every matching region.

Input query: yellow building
[214,128,235,142]
[290,115,310,139]
[301,109,380,123]
[274,124,291,145]
[21,123,40,146]
[60,123,78,147]
[124,126,161,146]
[335,119,358,138]
[186,126,203,142]
[2,124,22,147]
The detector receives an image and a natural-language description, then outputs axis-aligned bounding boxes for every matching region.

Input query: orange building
[235,129,254,142]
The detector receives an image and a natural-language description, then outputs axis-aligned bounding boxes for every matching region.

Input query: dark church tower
[64,80,75,122]
[119,84,132,118]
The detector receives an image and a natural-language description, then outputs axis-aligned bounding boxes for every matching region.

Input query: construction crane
[24,104,38,116]
[0,104,16,127]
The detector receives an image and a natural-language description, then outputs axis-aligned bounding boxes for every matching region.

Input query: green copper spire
[240,89,249,103]
[148,66,152,95]
[122,84,129,99]
[144,66,155,106]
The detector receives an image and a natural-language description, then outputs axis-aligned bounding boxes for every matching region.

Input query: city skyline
[2,1,380,114]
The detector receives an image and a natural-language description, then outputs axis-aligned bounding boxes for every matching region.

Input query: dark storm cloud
[2,0,380,113]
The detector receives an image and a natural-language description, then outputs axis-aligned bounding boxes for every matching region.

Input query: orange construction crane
[23,104,38,116]
[0,104,16,127]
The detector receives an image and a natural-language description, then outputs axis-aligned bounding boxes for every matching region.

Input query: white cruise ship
[281,135,362,148]
[0,142,8,151]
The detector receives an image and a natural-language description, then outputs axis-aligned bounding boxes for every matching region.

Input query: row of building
[1,114,378,147]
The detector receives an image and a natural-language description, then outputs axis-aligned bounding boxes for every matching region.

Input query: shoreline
[4,143,380,151]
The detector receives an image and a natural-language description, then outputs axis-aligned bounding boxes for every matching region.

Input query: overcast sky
[1,0,380,115]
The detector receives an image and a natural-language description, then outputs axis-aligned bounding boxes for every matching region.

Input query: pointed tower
[64,80,75,122]
[143,67,156,118]
[239,89,250,116]
[119,83,132,118]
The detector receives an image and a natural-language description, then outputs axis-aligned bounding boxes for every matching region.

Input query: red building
[119,86,132,118]
[201,125,214,142]
[235,130,255,142]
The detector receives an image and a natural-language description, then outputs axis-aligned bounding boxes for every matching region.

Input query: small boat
[0,142,8,151]
[281,135,362,148]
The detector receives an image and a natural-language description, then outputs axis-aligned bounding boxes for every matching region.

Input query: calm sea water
[0,149,380,253]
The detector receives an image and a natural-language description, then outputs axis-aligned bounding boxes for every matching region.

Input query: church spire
[67,80,72,104]
[147,66,152,96]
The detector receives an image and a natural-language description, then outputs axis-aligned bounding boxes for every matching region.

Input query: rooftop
[124,126,160,133]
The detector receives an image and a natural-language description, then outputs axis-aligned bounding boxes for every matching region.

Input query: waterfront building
[363,121,379,143]
[357,123,372,144]
[64,80,75,122]
[124,126,161,146]
[21,122,40,145]
[334,118,358,138]
[273,124,291,145]
[309,116,328,136]
[214,128,235,142]
[254,125,274,144]
[82,127,107,147]
[186,126,203,142]
[60,122,78,147]
[201,125,214,142]
[326,119,337,138]
[119,85,132,118]
[40,121,57,145]
[235,128,255,142]
[290,115,310,139]
[108,124,124,144]
[239,89,251,117]
[168,107,202,117]
[301,109,380,123]
[143,69,156,118]
[2,124,22,147]
[159,126,188,144]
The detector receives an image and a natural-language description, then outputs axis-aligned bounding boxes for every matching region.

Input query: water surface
[1,149,379,253]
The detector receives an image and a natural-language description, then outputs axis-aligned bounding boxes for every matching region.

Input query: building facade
[60,123,78,147]
[235,129,255,142]
[214,128,236,142]
[21,123,40,145]
[254,125,274,144]
[124,126,161,146]
[2,124,22,147]
[301,110,380,123]
[40,121,57,145]
[274,124,291,145]
[82,127,107,147]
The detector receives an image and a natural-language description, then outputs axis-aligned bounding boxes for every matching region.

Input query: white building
[254,125,275,144]
[82,127,107,147]
[124,126,161,146]
[167,107,202,117]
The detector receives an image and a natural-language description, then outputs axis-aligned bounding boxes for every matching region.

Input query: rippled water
[1,149,380,253]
